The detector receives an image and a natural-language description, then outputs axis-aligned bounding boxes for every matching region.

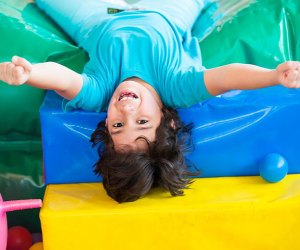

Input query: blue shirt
[64,10,212,112]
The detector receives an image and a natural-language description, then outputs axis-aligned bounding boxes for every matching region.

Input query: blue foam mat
[40,86,300,184]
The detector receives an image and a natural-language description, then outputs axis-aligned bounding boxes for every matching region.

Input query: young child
[0,0,300,202]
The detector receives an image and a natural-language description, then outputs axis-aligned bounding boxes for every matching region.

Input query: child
[0,0,300,202]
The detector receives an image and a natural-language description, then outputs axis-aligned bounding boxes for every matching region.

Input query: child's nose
[120,103,136,113]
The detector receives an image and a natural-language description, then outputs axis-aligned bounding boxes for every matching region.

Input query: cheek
[106,102,116,120]
[148,105,162,117]
[144,98,161,112]
[105,109,114,130]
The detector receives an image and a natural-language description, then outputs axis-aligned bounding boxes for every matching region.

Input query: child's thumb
[12,56,32,73]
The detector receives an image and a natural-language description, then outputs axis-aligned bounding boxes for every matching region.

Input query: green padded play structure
[0,0,87,231]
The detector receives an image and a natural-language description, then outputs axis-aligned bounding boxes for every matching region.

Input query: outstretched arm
[0,56,83,100]
[204,61,300,96]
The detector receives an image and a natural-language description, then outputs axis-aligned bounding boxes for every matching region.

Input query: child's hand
[0,56,32,85]
[276,61,300,88]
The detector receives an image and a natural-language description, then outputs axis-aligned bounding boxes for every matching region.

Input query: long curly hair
[90,107,198,203]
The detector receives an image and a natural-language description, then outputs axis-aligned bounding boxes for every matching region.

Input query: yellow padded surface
[40,175,300,250]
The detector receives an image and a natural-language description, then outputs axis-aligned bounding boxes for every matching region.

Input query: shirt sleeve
[62,73,110,112]
[165,66,213,108]
[181,67,213,103]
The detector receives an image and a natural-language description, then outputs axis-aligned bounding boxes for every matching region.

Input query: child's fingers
[12,66,27,85]
[12,56,32,73]
[277,61,300,73]
[284,69,300,88]
[14,66,25,79]
[2,62,27,85]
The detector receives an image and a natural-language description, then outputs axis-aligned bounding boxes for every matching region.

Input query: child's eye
[113,122,123,128]
[137,120,148,124]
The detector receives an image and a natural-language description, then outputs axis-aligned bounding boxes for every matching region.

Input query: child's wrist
[271,69,280,86]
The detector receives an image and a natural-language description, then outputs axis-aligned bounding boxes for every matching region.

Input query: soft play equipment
[0,194,42,250]
[41,86,300,183]
[39,1,300,249]
[40,175,300,250]
[29,242,44,250]
[7,226,33,250]
[0,0,87,231]
[2,0,300,249]
[259,153,289,183]
[41,0,300,184]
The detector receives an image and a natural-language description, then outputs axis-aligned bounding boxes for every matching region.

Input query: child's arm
[204,62,300,96]
[0,56,82,100]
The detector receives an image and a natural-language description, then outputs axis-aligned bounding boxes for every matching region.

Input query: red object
[7,226,33,250]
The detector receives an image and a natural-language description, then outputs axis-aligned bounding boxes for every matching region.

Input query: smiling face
[106,78,163,152]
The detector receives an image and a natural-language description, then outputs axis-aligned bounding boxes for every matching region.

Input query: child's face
[106,78,163,152]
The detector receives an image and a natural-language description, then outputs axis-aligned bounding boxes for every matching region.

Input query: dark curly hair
[90,107,198,203]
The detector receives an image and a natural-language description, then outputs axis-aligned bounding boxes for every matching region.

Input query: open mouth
[118,91,138,101]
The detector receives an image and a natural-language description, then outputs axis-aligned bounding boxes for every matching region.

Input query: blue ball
[259,153,288,183]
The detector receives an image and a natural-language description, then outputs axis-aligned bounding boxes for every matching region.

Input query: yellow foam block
[41,175,300,250]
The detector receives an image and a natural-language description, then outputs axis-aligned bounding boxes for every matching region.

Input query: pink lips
[118,91,138,101]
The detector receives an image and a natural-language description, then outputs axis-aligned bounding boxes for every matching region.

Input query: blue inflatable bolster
[40,86,300,184]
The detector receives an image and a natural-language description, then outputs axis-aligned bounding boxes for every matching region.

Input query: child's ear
[105,119,108,127]
[170,119,175,129]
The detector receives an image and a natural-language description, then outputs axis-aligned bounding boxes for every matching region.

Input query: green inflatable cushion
[0,0,87,232]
